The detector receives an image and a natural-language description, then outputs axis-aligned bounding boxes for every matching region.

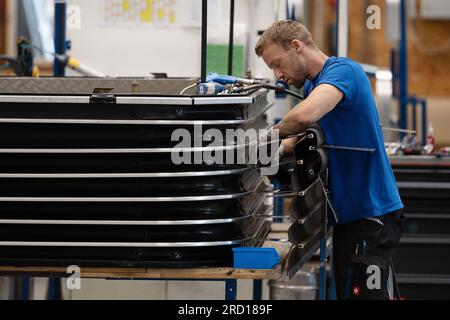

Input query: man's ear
[291,39,303,54]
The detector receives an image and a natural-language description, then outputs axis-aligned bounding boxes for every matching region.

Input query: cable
[261,83,304,100]
[318,177,339,224]
[232,82,305,100]
[180,83,198,95]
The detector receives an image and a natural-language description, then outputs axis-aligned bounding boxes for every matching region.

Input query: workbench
[0,225,334,300]
[0,229,292,300]
[0,263,281,300]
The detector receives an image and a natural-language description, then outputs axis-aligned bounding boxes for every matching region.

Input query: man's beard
[294,77,307,89]
[290,59,307,88]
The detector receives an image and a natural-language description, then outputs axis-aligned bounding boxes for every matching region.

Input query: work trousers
[333,210,405,300]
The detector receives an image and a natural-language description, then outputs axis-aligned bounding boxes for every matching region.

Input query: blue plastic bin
[232,247,281,269]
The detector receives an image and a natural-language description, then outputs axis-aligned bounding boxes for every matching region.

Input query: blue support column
[201,0,208,83]
[399,0,408,133]
[54,1,67,77]
[225,279,237,300]
[228,0,235,76]
[252,280,263,300]
[410,96,417,132]
[391,48,399,98]
[21,277,30,300]
[421,99,428,146]
[47,278,62,300]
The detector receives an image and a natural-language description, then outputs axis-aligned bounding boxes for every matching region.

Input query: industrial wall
[0,0,6,54]
[345,0,450,97]
[65,0,278,79]
[67,0,203,77]
[311,0,450,146]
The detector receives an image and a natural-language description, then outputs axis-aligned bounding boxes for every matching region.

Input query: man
[256,20,405,300]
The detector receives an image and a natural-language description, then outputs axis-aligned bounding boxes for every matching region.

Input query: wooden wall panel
[310,0,450,97]
[0,0,7,54]
[408,18,450,97]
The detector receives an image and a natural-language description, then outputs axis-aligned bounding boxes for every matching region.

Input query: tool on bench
[188,73,304,99]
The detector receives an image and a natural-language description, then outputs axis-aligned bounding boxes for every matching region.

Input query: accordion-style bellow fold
[0,78,274,268]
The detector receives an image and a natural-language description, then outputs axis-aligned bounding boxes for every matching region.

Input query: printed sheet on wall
[100,0,184,28]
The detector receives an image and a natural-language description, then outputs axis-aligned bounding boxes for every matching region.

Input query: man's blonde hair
[255,20,316,56]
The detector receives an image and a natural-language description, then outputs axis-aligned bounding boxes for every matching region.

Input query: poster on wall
[100,0,181,28]
[99,0,225,28]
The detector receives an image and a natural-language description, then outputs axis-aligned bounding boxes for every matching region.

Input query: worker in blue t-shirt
[256,20,405,300]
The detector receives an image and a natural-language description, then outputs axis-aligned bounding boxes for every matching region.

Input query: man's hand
[281,136,300,156]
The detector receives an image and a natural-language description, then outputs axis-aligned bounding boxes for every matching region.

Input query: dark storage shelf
[392,156,450,299]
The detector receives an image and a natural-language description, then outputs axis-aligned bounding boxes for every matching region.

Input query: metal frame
[0,145,247,153]
[0,216,252,226]
[399,0,408,133]
[0,200,273,227]
[54,0,66,77]
[0,239,249,248]
[0,95,90,104]
[0,214,271,248]
[336,0,349,58]
[193,96,253,105]
[0,117,249,125]
[0,192,252,202]
[395,0,427,143]
[0,168,251,178]
[201,0,208,82]
[228,0,235,76]
[0,94,255,106]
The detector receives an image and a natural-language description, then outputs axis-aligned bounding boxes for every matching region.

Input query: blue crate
[232,247,281,269]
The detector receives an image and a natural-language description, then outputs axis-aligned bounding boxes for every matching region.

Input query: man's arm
[274,84,344,137]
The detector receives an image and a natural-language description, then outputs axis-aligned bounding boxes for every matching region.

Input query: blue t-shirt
[303,56,403,224]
